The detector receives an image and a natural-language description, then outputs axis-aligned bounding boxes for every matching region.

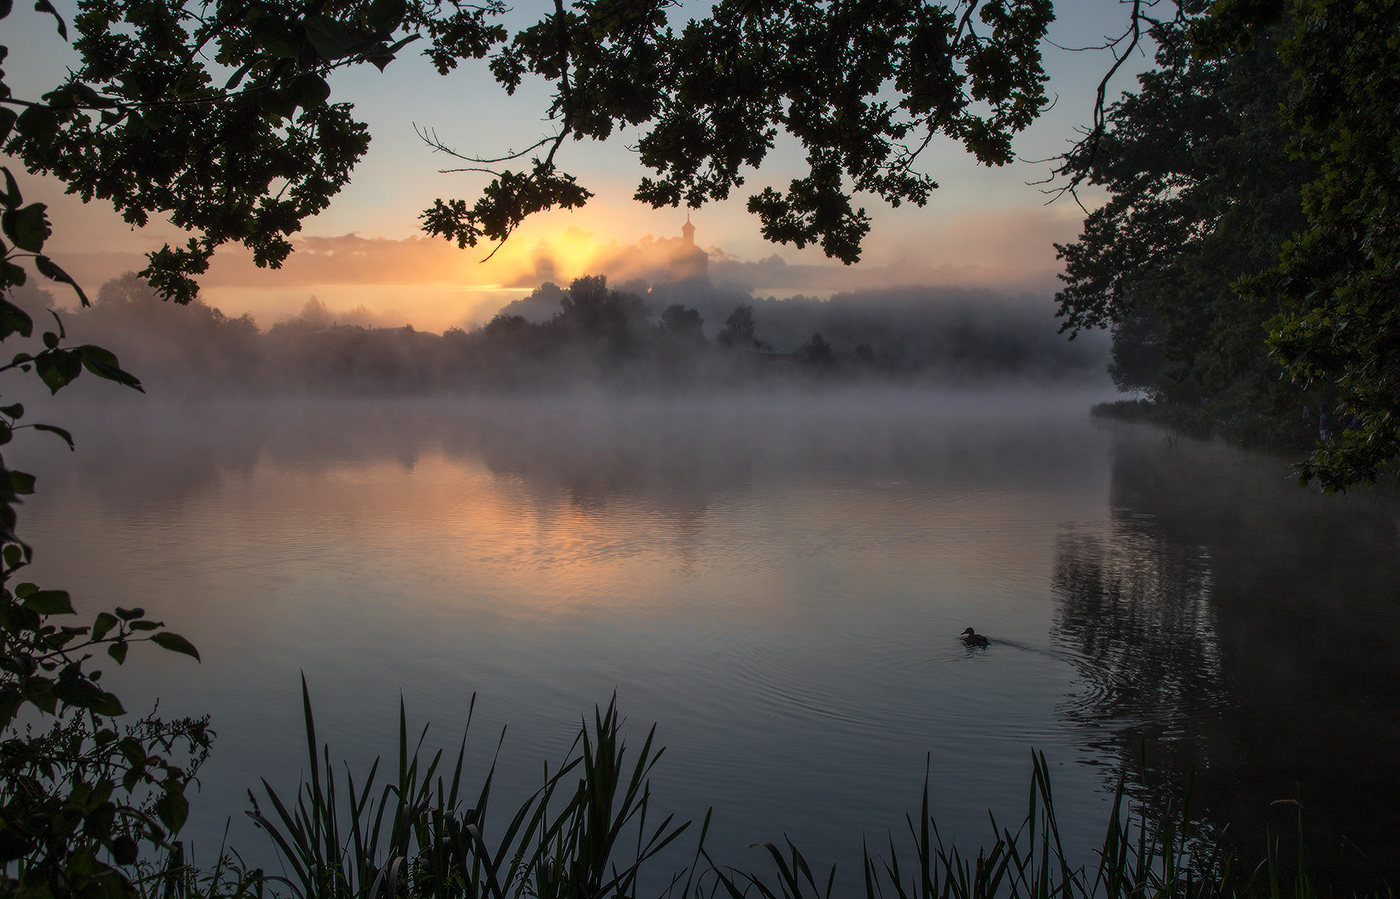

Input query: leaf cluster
[2,0,1063,307]
[2,76,206,899]
[0,571,208,899]
[424,0,1055,264]
[1051,11,1318,444]
[1243,0,1400,490]
[0,366,205,898]
[1,0,415,303]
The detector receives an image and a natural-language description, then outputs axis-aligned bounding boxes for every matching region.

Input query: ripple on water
[21,398,1400,891]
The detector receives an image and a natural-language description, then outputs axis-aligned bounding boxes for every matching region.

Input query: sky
[3,0,1149,333]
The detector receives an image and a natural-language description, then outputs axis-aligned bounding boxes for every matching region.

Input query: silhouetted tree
[554,276,651,362]
[1054,16,1317,451]
[72,272,261,389]
[497,282,568,323]
[1107,307,1166,394]
[266,296,336,336]
[659,304,705,343]
[797,332,835,367]
[483,314,533,338]
[718,305,758,350]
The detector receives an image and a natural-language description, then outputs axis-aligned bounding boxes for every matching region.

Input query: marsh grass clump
[143,693,1358,899]
[206,680,702,899]
[716,753,1337,899]
[238,710,1372,899]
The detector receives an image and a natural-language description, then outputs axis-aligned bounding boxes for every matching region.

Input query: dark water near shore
[12,389,1400,892]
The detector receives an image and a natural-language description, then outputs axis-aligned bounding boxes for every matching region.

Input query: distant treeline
[20,272,1107,395]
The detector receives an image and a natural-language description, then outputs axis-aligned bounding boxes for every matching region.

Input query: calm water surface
[13,389,1400,891]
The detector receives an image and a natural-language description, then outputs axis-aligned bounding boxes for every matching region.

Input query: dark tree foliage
[658,304,704,344]
[554,274,651,359]
[1105,306,1164,394]
[796,332,835,367]
[1053,11,1316,444]
[3,0,1055,305]
[422,0,1056,264]
[1060,0,1400,489]
[0,177,208,899]
[1241,0,1400,489]
[1,0,415,303]
[482,313,532,338]
[717,305,758,351]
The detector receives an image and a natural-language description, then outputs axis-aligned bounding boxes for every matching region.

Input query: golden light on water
[66,430,1099,668]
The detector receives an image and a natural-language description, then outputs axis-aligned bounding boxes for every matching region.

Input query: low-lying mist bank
[11,384,1121,510]
[12,274,1109,398]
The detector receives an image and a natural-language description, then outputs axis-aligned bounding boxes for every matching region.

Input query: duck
[960,627,990,648]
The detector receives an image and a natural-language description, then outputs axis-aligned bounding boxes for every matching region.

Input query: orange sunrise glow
[21,155,1083,336]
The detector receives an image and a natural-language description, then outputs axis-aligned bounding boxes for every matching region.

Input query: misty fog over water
[11,388,1400,892]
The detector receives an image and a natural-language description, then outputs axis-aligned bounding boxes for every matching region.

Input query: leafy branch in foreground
[419,0,1056,264]
[0,387,209,899]
[2,145,207,899]
[4,0,1068,306]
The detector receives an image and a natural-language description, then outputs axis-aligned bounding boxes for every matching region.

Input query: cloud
[34,201,1084,334]
[712,206,1084,297]
[202,234,505,287]
[193,232,552,331]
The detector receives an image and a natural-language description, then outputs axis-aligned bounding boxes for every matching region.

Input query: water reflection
[15,390,1116,888]
[1054,426,1400,889]
[1053,525,1225,790]
[12,393,1400,892]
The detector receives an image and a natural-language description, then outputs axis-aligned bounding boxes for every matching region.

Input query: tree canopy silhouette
[5,0,1399,487]
[1054,0,1400,489]
[1054,14,1313,441]
[4,0,1055,305]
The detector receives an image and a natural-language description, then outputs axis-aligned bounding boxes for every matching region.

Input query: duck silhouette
[960,627,990,648]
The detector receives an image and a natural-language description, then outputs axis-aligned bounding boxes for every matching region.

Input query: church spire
[669,214,708,282]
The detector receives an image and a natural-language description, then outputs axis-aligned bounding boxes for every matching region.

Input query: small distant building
[668,215,709,283]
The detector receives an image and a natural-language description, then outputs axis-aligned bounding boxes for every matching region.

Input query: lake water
[11,388,1400,893]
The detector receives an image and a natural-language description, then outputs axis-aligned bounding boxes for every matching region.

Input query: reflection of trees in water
[1053,426,1400,891]
[1053,526,1222,735]
[1051,525,1226,830]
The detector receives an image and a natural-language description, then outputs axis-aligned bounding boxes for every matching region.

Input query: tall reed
[712,752,1325,899]
[236,678,703,899]
[147,698,1352,899]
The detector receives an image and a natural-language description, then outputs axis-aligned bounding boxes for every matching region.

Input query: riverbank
[1090,398,1314,450]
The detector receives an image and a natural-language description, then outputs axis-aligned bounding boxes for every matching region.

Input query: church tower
[669,214,708,282]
